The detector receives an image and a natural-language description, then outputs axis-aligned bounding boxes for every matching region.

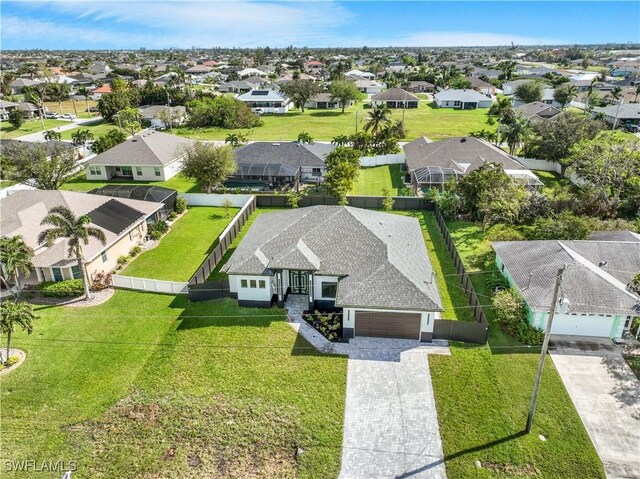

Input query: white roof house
[433,89,494,109]
[236,90,291,114]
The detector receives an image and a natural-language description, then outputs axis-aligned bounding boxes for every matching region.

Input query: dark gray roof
[515,101,561,120]
[403,137,529,173]
[588,230,640,243]
[592,104,640,120]
[492,240,640,315]
[371,88,419,102]
[234,141,334,168]
[87,130,195,167]
[223,206,443,311]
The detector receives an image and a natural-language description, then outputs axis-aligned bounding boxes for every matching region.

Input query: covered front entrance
[289,270,309,294]
[355,311,421,340]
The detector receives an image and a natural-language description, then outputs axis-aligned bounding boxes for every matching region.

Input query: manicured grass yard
[174,101,495,142]
[351,164,412,196]
[0,291,347,478]
[427,219,605,479]
[59,119,121,140]
[1,118,67,139]
[60,173,200,193]
[44,99,98,119]
[123,206,237,281]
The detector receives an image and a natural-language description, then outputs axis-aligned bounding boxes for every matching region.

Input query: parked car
[44,112,59,119]
[61,113,76,120]
[623,123,640,133]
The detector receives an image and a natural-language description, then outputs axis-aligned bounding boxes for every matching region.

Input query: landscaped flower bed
[302,310,349,342]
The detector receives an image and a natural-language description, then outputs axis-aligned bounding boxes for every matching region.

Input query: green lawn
[59,119,121,140]
[1,118,67,139]
[351,164,412,196]
[122,206,237,281]
[44,100,98,119]
[60,173,200,193]
[427,219,605,479]
[174,101,495,142]
[0,291,347,478]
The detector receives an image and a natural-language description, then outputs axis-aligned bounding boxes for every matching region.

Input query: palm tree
[634,84,640,103]
[24,83,48,129]
[37,206,106,300]
[0,300,36,365]
[502,115,531,155]
[364,104,392,135]
[610,86,623,104]
[76,85,92,117]
[48,82,70,115]
[331,134,350,147]
[0,236,32,298]
[488,96,513,145]
[43,130,62,141]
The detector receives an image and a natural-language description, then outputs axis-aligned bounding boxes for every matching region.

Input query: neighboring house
[238,68,268,78]
[305,93,346,110]
[433,89,494,109]
[403,136,541,191]
[345,69,376,80]
[0,190,163,286]
[232,141,335,189]
[501,79,531,96]
[89,184,178,218]
[185,64,213,75]
[515,101,561,122]
[466,76,497,96]
[276,72,316,82]
[492,238,640,339]
[352,79,384,94]
[18,102,39,119]
[0,100,20,120]
[236,90,291,114]
[91,84,112,100]
[304,60,325,74]
[9,78,42,95]
[469,68,502,79]
[138,105,187,129]
[222,206,443,341]
[87,61,111,75]
[371,88,419,108]
[591,103,640,127]
[85,130,195,181]
[218,80,262,94]
[404,81,435,93]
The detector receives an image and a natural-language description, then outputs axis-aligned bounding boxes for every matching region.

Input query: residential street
[551,338,640,479]
[339,338,450,479]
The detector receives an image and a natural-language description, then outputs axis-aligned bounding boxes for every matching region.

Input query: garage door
[551,315,614,337]
[355,311,421,339]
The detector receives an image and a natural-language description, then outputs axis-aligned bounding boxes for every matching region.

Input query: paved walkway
[284,296,450,478]
[550,337,640,479]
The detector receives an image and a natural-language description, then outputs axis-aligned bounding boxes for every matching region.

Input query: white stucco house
[492,236,640,339]
[222,206,443,341]
[434,89,494,109]
[237,90,291,114]
[85,130,195,182]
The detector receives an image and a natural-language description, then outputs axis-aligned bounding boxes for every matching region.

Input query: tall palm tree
[37,206,106,300]
[0,236,32,298]
[502,115,531,155]
[364,104,392,135]
[610,86,623,104]
[24,83,48,129]
[76,85,92,117]
[634,84,640,103]
[0,300,36,365]
[48,82,70,115]
[488,96,513,145]
[43,130,62,141]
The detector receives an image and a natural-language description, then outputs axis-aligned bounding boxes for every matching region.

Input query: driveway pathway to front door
[339,337,450,479]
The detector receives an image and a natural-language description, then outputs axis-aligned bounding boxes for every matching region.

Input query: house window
[71,265,82,279]
[250,280,257,288]
[321,282,337,298]
[101,251,108,263]
[258,280,266,289]
[240,279,248,288]
[89,165,101,175]
[154,167,161,177]
[136,167,143,176]
[52,268,64,282]
[312,168,322,176]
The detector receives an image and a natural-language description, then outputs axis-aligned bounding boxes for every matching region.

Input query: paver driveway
[339,338,449,479]
[550,338,640,479]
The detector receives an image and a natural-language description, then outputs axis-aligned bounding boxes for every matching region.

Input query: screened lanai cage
[412,166,543,193]
[88,185,177,217]
[226,163,301,191]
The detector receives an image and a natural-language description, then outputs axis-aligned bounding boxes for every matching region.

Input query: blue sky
[2,1,639,50]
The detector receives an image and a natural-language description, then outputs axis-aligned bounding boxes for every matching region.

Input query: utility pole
[355,110,358,134]
[526,264,566,433]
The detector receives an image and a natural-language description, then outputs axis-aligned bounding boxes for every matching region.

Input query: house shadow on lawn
[176,298,281,331]
[308,111,345,117]
[289,330,339,358]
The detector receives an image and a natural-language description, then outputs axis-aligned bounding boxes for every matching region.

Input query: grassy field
[174,101,495,142]
[1,118,67,139]
[59,119,120,140]
[122,206,237,281]
[351,164,412,196]
[45,99,98,119]
[61,173,200,193]
[0,291,347,478]
[427,219,605,479]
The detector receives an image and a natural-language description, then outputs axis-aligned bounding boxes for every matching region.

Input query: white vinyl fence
[180,193,253,207]
[359,153,405,167]
[516,157,586,187]
[112,275,188,294]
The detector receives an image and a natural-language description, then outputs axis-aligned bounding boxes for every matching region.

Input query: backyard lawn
[0,118,67,139]
[0,291,347,478]
[59,119,121,140]
[122,206,237,281]
[351,164,412,196]
[174,101,494,142]
[427,219,605,479]
[61,173,200,193]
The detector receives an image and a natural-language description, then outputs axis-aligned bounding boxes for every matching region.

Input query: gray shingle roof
[492,240,640,315]
[434,89,492,103]
[515,101,560,120]
[371,88,419,102]
[87,130,195,167]
[223,206,443,311]
[234,142,334,168]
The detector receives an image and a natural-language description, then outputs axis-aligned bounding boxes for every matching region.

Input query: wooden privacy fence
[255,194,432,210]
[188,195,257,286]
[433,204,489,326]
[433,319,488,344]
[112,275,189,294]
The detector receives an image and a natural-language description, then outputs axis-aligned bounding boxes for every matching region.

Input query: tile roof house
[232,141,335,189]
[0,190,163,286]
[492,238,640,339]
[433,89,494,109]
[222,206,443,340]
[371,88,419,108]
[403,136,541,191]
[85,130,195,182]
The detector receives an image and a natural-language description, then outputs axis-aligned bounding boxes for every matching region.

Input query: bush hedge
[492,288,544,345]
[38,279,84,298]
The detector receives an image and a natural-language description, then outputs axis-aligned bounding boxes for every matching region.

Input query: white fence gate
[112,275,188,294]
[359,153,405,167]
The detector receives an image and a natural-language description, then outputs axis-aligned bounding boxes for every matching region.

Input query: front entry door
[289,270,309,294]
